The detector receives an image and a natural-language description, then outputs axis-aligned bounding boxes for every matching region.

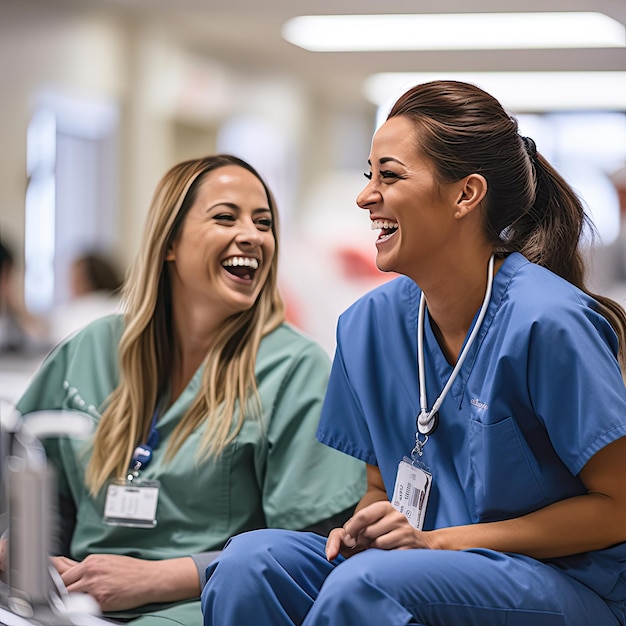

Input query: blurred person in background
[5,154,365,625]
[49,250,124,345]
[0,235,48,354]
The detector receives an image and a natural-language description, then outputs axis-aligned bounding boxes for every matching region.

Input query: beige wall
[0,4,371,268]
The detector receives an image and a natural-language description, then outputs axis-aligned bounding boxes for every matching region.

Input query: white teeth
[222,257,259,269]
[371,220,399,231]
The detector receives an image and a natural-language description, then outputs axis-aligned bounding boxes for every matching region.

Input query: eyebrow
[367,157,407,167]
[208,202,271,213]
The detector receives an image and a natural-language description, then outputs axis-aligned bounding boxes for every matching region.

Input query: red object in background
[336,246,390,281]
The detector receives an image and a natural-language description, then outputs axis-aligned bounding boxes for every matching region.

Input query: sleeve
[262,342,366,529]
[316,337,378,465]
[190,551,222,588]
[528,301,626,476]
[16,341,71,415]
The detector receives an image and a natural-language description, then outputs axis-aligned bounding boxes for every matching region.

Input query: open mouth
[371,219,399,243]
[222,256,259,281]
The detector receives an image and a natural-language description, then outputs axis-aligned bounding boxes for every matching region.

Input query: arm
[328,437,626,560]
[53,554,201,612]
[325,464,388,560]
[355,464,389,512]
[430,435,626,558]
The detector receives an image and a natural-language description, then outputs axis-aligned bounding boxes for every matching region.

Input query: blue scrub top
[317,252,626,603]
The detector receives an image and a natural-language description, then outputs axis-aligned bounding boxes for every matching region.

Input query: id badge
[103,479,160,528]
[391,457,432,530]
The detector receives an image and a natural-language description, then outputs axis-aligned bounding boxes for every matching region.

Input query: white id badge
[103,480,160,528]
[391,457,432,530]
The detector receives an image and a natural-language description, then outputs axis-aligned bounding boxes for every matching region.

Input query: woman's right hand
[50,553,201,612]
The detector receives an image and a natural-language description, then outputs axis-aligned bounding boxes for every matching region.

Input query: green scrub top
[16,315,366,624]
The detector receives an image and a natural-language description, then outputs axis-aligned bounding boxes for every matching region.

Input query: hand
[325,526,367,561]
[325,500,434,561]
[51,554,157,612]
[51,553,199,612]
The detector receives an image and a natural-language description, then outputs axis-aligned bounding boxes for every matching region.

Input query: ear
[164,244,176,261]
[453,173,487,219]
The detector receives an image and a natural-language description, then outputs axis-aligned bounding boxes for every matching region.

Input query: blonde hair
[86,155,285,494]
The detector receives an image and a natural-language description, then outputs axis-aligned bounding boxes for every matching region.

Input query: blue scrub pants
[201,529,621,626]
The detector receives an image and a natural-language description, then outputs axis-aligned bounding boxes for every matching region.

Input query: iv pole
[0,404,114,625]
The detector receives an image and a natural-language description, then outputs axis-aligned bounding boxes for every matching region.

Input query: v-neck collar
[421,252,527,406]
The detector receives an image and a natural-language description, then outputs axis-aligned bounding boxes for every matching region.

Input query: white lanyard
[416,255,495,440]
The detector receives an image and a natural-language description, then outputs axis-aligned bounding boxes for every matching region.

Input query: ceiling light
[364,72,626,113]
[282,13,625,51]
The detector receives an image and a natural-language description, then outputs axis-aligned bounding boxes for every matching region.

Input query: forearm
[354,463,389,514]
[56,554,203,612]
[143,557,202,604]
[430,492,626,559]
[355,488,388,513]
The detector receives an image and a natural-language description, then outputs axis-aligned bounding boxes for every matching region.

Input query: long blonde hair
[86,155,285,494]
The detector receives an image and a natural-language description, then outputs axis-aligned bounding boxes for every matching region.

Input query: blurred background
[1,0,626,401]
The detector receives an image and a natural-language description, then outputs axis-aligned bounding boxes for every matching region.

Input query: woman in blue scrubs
[201,81,626,625]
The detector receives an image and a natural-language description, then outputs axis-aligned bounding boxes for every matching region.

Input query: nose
[236,220,264,248]
[356,179,381,210]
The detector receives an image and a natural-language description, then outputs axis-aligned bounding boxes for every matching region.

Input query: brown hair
[86,155,285,493]
[389,80,626,369]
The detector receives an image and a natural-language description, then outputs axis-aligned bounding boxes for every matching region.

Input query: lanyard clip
[411,432,429,460]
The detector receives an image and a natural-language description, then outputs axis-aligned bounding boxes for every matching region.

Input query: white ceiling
[8,0,626,113]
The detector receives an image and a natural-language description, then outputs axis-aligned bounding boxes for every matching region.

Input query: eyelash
[214,214,272,229]
[363,170,401,181]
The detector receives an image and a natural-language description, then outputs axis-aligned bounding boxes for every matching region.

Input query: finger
[343,501,391,539]
[353,510,408,546]
[60,562,84,587]
[52,556,78,574]
[325,528,345,561]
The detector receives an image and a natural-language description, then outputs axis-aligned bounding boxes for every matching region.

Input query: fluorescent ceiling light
[364,72,626,113]
[282,13,625,51]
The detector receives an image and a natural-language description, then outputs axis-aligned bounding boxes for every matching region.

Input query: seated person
[201,83,626,626]
[5,154,365,625]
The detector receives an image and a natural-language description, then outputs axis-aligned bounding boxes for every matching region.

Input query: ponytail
[505,152,626,372]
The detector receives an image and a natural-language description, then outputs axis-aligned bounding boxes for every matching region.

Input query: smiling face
[357,116,462,280]
[166,164,276,322]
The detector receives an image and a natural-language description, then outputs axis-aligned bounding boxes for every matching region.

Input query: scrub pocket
[468,415,546,521]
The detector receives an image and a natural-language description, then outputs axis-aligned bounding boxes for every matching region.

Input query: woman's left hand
[341,500,435,552]
[51,553,200,612]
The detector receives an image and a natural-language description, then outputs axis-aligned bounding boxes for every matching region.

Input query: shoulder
[336,275,419,340]
[495,253,617,346]
[343,275,418,313]
[16,314,124,415]
[56,314,125,355]
[500,253,601,316]
[257,323,330,369]
[40,313,124,382]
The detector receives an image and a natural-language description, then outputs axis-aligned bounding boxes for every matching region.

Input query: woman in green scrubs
[12,154,365,625]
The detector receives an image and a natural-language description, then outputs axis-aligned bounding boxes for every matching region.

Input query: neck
[420,252,499,364]
[168,300,224,404]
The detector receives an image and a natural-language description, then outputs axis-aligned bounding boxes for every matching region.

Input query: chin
[375,254,396,274]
